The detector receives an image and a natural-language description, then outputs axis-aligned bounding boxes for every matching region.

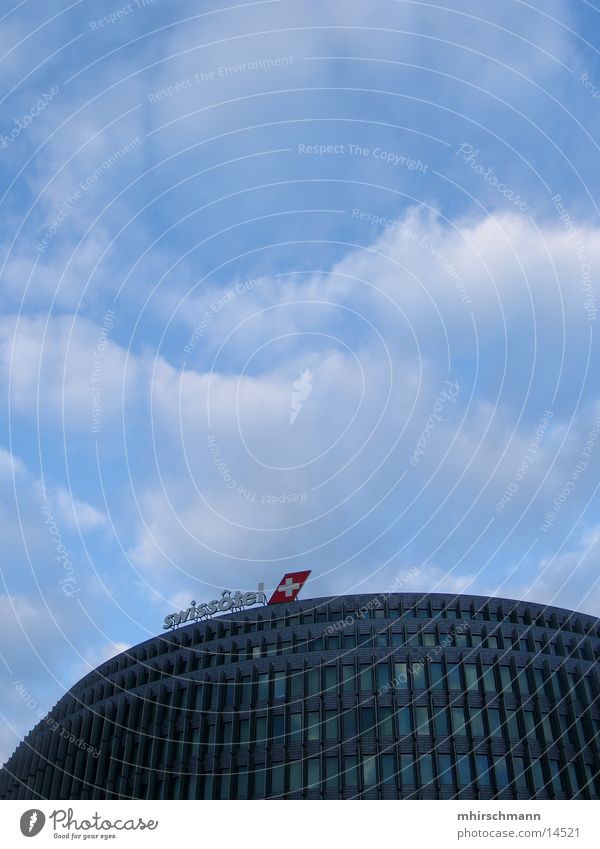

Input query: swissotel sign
[162,570,311,629]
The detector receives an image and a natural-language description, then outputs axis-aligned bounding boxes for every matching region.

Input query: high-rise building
[1,592,599,799]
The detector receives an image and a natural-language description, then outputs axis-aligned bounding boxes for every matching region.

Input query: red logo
[268,570,311,605]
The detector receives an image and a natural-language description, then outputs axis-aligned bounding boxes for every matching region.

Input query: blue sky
[1,0,600,763]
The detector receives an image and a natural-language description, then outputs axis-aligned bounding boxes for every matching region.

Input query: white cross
[278,576,301,597]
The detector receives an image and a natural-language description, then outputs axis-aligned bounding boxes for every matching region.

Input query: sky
[1,0,600,765]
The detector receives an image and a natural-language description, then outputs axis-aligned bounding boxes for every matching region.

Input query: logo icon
[289,369,313,425]
[20,810,45,837]
[268,570,311,604]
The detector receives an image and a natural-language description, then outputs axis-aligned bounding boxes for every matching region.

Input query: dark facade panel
[1,592,599,800]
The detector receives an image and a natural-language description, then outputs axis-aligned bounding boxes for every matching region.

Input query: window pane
[452,707,466,735]
[359,664,373,691]
[434,707,449,736]
[412,663,426,689]
[307,710,320,742]
[378,706,393,736]
[381,753,396,784]
[344,755,359,787]
[415,705,430,735]
[430,663,443,689]
[400,754,415,787]
[307,757,320,789]
[393,662,408,689]
[396,706,411,737]
[325,757,339,790]
[419,754,433,785]
[470,709,484,737]
[362,755,377,787]
[476,755,490,786]
[438,753,453,786]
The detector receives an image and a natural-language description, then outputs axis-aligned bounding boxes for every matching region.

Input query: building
[1,592,599,800]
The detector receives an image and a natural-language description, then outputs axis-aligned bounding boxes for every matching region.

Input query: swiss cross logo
[268,570,311,605]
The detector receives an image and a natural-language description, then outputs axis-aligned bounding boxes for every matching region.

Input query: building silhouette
[1,592,599,799]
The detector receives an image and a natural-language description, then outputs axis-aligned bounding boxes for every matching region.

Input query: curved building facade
[1,592,599,800]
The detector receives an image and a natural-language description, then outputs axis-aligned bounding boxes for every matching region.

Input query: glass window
[393,662,408,689]
[470,709,484,737]
[376,632,388,648]
[307,710,320,742]
[324,666,337,692]
[325,757,339,790]
[517,668,531,696]
[499,666,513,693]
[307,758,320,789]
[400,754,415,787]
[452,707,466,735]
[343,634,356,649]
[359,664,373,691]
[378,706,393,737]
[257,672,268,700]
[344,755,359,787]
[423,633,436,647]
[289,669,302,700]
[523,710,536,739]
[494,757,509,787]
[482,664,496,692]
[512,756,528,790]
[412,663,426,689]
[272,714,284,742]
[255,716,267,743]
[324,709,337,739]
[343,709,357,740]
[549,759,564,794]
[434,707,449,736]
[360,706,375,737]
[430,663,443,689]
[376,663,390,692]
[396,706,411,737]
[457,755,472,786]
[415,705,430,735]
[506,709,518,739]
[307,668,320,696]
[381,753,396,785]
[271,764,284,796]
[238,718,250,744]
[476,754,491,786]
[363,756,377,788]
[447,663,461,690]
[273,671,285,700]
[438,753,453,786]
[419,754,433,785]
[289,712,301,742]
[342,665,355,693]
[464,663,478,691]
[289,761,302,793]
[488,708,502,737]
[531,759,544,792]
